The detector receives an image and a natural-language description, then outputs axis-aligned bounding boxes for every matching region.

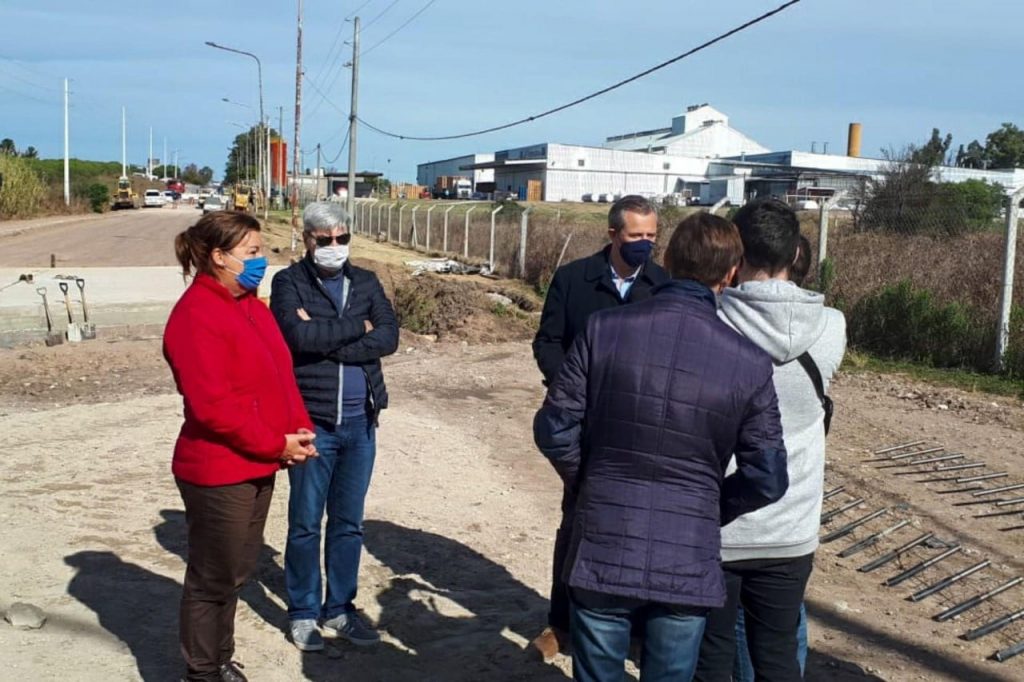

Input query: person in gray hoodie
[694,199,846,682]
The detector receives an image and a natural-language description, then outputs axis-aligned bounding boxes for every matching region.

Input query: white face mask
[313,244,349,271]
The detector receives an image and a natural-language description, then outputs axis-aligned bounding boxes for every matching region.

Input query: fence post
[464,206,477,259]
[519,206,532,280]
[816,190,847,264]
[444,205,456,253]
[387,204,395,242]
[996,187,1024,370]
[426,205,437,252]
[398,204,406,245]
[410,205,420,249]
[489,205,504,272]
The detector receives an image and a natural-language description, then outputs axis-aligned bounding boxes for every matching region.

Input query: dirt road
[0,207,199,268]
[1,236,1023,680]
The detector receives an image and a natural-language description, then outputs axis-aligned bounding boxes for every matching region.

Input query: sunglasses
[313,233,351,247]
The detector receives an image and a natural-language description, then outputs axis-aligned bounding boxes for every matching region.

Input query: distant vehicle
[143,189,165,207]
[433,176,472,200]
[162,190,178,203]
[203,194,225,214]
[111,176,138,210]
[795,199,820,211]
[166,178,185,194]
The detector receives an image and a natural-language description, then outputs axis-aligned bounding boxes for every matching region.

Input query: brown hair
[174,211,261,277]
[608,194,655,233]
[664,212,743,287]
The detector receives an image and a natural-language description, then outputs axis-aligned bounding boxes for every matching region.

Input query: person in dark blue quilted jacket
[534,212,788,682]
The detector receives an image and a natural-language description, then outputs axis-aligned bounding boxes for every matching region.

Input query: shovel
[36,287,63,346]
[58,281,82,343]
[75,278,97,340]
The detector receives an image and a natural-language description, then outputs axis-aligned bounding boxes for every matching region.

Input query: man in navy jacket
[271,202,399,654]
[534,212,788,682]
[531,195,669,658]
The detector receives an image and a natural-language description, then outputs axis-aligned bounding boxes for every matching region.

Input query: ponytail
[173,211,261,279]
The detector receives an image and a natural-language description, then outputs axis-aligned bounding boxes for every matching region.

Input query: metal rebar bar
[995,496,1024,507]
[934,577,1023,622]
[822,486,845,501]
[873,440,927,455]
[884,545,962,587]
[961,608,1024,641]
[858,532,934,573]
[994,639,1024,662]
[934,462,985,473]
[821,508,888,543]
[838,520,911,558]
[937,485,985,494]
[909,560,991,602]
[974,509,1024,519]
[908,453,965,466]
[955,472,1009,484]
[973,483,1024,498]
[887,447,945,461]
[821,497,865,524]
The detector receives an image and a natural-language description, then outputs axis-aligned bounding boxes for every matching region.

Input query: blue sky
[2,0,1022,182]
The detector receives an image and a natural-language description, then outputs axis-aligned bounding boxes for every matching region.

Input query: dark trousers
[176,476,274,681]
[694,553,814,682]
[548,485,575,631]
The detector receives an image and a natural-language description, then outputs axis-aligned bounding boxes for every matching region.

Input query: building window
[663,162,671,170]
[577,159,585,167]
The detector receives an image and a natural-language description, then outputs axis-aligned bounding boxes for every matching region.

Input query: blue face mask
[619,239,654,269]
[227,253,268,290]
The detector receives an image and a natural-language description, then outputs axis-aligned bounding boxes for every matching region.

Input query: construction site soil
[1,217,1023,680]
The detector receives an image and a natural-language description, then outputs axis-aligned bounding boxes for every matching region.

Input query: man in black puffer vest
[271,201,399,654]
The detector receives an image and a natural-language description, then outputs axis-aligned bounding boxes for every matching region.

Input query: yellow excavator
[111,176,138,210]
[231,184,252,212]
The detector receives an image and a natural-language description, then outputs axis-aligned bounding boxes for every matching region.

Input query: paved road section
[0,266,284,346]
[0,207,199,268]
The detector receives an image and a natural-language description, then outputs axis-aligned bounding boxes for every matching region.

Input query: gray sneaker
[321,611,381,646]
[289,619,324,652]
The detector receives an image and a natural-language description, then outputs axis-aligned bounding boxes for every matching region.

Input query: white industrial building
[416,104,1024,205]
[416,153,495,192]
[605,103,769,158]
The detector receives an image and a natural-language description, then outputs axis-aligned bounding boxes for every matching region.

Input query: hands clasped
[281,429,318,466]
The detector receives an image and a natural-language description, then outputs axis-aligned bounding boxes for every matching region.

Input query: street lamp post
[206,41,268,219]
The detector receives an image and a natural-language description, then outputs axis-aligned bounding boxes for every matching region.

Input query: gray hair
[302,201,351,234]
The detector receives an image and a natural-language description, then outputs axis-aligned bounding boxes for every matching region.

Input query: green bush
[85,183,109,213]
[848,280,993,370]
[0,154,47,218]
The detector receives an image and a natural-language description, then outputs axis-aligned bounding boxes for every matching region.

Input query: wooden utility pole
[291,0,304,251]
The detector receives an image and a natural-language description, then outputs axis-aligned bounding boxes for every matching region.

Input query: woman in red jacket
[164,211,317,682]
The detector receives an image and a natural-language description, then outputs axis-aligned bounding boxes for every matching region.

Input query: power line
[358,0,801,141]
[303,73,348,119]
[323,127,351,165]
[345,0,376,21]
[362,0,401,30]
[359,0,439,58]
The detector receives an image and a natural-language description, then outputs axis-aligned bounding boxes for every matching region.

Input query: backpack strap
[796,352,833,435]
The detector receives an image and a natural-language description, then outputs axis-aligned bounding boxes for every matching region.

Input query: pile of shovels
[36,277,96,346]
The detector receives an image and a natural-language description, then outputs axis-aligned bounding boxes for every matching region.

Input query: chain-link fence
[342,190,1024,378]
[811,185,1024,377]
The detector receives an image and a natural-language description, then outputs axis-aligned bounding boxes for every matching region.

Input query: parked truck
[433,175,472,200]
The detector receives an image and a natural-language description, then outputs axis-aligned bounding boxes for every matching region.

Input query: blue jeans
[733,603,807,681]
[285,414,376,621]
[571,588,706,682]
